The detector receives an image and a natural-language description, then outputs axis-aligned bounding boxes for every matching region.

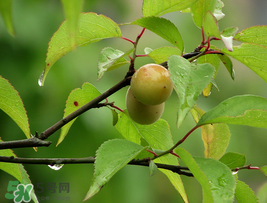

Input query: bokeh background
[0,0,267,202]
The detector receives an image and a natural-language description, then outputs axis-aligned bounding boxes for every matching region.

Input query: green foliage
[142,0,198,17]
[84,139,145,200]
[0,76,30,138]
[97,47,133,80]
[197,95,267,128]
[60,0,84,48]
[222,43,267,82]
[132,16,184,51]
[235,179,259,203]
[57,82,101,146]
[0,0,14,36]
[40,12,122,86]
[168,55,215,128]
[147,46,181,64]
[191,0,217,28]
[234,25,267,47]
[0,140,38,203]
[219,152,246,169]
[203,11,221,38]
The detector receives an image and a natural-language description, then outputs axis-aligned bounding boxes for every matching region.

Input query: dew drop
[48,164,64,170]
[38,71,44,87]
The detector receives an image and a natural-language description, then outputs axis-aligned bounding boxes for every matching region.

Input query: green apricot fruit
[130,63,173,105]
[126,87,164,125]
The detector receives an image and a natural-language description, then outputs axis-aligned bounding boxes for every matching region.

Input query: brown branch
[0,137,51,149]
[0,155,193,177]
[38,76,131,140]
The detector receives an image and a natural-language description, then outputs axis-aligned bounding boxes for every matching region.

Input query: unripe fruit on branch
[130,63,173,105]
[126,87,164,125]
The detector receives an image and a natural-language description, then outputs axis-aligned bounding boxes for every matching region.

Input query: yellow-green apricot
[126,87,164,125]
[130,63,173,105]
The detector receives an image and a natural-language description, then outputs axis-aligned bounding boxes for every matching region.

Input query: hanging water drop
[38,71,45,86]
[48,164,64,170]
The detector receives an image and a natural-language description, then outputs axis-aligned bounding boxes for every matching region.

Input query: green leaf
[19,164,39,203]
[218,54,235,80]
[39,12,122,86]
[175,148,214,202]
[201,123,231,160]
[235,180,259,203]
[219,152,246,169]
[222,43,267,82]
[221,27,239,38]
[60,0,84,48]
[57,83,101,146]
[84,139,144,200]
[137,119,188,203]
[148,46,181,64]
[197,52,220,97]
[0,0,15,36]
[110,109,118,126]
[0,140,38,203]
[115,111,142,144]
[197,95,267,128]
[213,0,225,21]
[168,55,215,128]
[97,47,133,80]
[0,76,30,138]
[116,115,188,203]
[132,16,184,51]
[203,11,220,38]
[195,157,236,203]
[142,0,198,17]
[257,181,267,202]
[149,160,158,176]
[191,0,217,28]
[234,26,267,47]
[260,165,267,176]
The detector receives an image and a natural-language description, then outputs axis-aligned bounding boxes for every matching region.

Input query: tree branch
[38,76,131,140]
[0,137,51,149]
[0,155,193,177]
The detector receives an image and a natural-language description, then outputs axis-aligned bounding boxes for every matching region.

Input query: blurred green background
[0,0,267,202]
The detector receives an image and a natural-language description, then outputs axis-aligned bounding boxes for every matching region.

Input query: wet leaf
[195,157,236,203]
[116,114,189,203]
[84,139,144,200]
[40,12,121,86]
[168,55,215,128]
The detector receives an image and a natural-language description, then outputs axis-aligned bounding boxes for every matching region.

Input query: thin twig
[0,137,51,150]
[0,156,193,177]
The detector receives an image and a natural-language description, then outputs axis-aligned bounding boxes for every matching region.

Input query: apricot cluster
[126,64,173,125]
